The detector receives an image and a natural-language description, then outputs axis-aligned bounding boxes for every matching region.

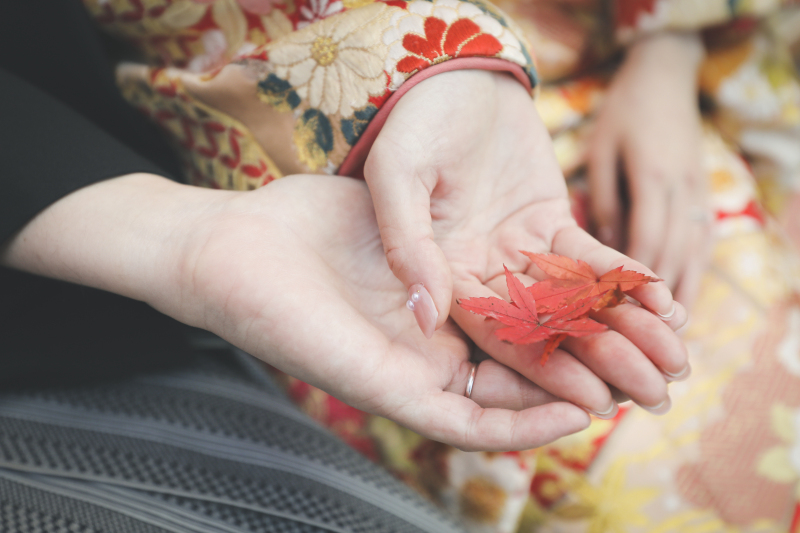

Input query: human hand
[587,32,710,306]
[1,172,591,451]
[365,70,690,418]
[177,175,599,450]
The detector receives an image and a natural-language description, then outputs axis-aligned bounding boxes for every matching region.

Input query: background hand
[366,70,690,419]
[587,32,710,306]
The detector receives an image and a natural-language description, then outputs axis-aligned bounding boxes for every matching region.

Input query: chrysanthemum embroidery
[298,0,345,28]
[397,17,502,73]
[190,0,278,15]
[267,3,391,117]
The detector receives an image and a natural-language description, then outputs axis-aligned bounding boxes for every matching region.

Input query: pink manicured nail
[661,363,692,383]
[639,396,672,416]
[585,401,619,420]
[656,302,676,321]
[406,283,438,339]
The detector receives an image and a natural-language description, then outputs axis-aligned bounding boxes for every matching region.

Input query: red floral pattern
[397,17,503,74]
[284,377,380,461]
[122,68,280,189]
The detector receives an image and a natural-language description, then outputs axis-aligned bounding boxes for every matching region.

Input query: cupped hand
[587,32,711,306]
[162,174,592,451]
[365,69,690,418]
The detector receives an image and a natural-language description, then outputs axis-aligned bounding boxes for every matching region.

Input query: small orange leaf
[541,334,566,366]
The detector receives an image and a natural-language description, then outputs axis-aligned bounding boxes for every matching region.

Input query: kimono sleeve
[83,0,539,184]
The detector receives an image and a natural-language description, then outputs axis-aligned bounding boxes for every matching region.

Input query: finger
[608,385,631,404]
[562,327,671,414]
[451,276,618,419]
[256,271,588,451]
[674,175,712,308]
[550,225,677,319]
[674,221,712,308]
[409,391,591,452]
[654,300,689,332]
[563,302,689,411]
[652,183,690,289]
[450,359,562,410]
[626,180,669,271]
[588,137,624,250]
[364,148,452,339]
[593,302,690,378]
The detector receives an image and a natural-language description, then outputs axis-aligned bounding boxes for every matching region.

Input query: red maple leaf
[522,252,660,313]
[458,266,608,365]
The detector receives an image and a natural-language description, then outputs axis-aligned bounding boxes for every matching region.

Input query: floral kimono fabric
[82,0,800,531]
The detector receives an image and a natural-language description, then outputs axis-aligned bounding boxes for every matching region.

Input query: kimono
[82,0,800,531]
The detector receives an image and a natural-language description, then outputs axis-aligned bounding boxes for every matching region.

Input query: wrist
[627,31,705,76]
[1,173,234,317]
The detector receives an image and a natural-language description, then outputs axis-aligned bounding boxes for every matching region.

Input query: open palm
[170,174,591,451]
[365,70,690,417]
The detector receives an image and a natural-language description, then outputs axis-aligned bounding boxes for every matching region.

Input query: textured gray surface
[0,350,464,533]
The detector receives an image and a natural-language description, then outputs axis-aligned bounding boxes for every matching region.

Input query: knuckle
[459,409,486,452]
[384,244,410,277]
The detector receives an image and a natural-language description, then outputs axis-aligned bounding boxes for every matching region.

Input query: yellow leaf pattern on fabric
[758,448,797,484]
[213,0,248,56]
[161,1,208,29]
[772,404,796,444]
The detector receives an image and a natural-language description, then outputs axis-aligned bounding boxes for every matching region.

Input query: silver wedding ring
[465,363,478,399]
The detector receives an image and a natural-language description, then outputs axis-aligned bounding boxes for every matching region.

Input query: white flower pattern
[298,0,345,29]
[268,3,393,117]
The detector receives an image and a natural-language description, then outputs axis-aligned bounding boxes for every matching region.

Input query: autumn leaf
[458,266,538,327]
[493,293,607,345]
[521,252,660,312]
[458,266,608,365]
[457,254,659,366]
[541,335,566,367]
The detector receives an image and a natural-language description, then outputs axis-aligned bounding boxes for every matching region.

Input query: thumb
[363,149,452,339]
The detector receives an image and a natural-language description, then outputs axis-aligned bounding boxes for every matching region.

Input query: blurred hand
[587,32,710,306]
[366,70,690,419]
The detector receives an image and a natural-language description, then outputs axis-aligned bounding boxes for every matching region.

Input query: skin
[2,71,689,450]
[587,31,711,306]
[1,172,590,451]
[366,69,689,416]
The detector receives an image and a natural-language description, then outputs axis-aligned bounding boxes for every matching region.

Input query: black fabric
[0,68,169,244]
[0,0,191,384]
[0,350,465,533]
[0,1,182,194]
[0,269,194,389]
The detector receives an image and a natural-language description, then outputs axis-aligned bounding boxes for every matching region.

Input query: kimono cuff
[339,57,531,179]
[112,1,538,188]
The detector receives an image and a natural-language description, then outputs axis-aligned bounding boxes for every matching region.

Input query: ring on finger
[465,362,478,399]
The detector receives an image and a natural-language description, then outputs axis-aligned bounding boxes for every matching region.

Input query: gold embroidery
[311,36,338,67]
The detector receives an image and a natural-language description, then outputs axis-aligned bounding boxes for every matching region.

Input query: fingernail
[661,363,691,383]
[585,401,619,420]
[639,396,672,416]
[406,283,438,339]
[656,302,676,320]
